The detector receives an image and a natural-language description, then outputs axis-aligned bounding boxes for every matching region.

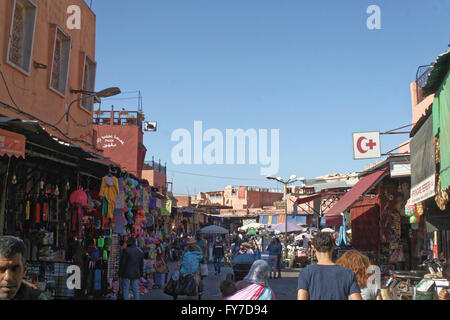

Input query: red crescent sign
[357,136,368,154]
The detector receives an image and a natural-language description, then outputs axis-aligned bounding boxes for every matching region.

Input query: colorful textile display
[225,283,274,300]
[99,176,120,219]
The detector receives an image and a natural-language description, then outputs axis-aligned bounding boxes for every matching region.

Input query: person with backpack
[213,237,225,275]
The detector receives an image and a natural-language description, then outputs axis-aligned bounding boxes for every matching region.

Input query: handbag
[163,277,177,297]
[200,263,208,276]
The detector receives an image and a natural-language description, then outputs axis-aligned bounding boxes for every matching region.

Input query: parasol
[198,225,229,235]
[270,222,304,233]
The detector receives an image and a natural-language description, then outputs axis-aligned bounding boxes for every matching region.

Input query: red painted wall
[94,124,145,178]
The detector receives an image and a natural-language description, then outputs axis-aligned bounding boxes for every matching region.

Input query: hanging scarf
[336,214,348,247]
[102,197,108,217]
[25,201,30,220]
[34,203,41,223]
[42,202,48,222]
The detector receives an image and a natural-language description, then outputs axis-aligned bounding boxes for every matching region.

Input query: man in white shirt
[302,235,309,249]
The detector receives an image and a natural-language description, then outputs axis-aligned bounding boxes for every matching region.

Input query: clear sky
[89,0,450,195]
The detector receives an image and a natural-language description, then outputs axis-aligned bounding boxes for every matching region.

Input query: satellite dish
[144,121,157,132]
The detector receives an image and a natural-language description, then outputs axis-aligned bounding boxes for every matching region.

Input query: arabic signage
[0,128,26,158]
[352,131,381,160]
[96,134,125,149]
[410,175,435,205]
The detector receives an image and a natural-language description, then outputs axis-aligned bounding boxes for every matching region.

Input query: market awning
[0,128,25,158]
[422,48,450,97]
[293,193,322,205]
[0,117,104,159]
[325,166,389,219]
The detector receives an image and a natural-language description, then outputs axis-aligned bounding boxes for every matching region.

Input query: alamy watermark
[66,265,81,290]
[367,5,381,30]
[66,5,81,30]
[171,121,280,176]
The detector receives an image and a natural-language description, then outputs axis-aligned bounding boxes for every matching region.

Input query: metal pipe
[0,157,11,235]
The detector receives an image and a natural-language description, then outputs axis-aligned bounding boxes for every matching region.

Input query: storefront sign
[410,175,435,205]
[390,161,411,178]
[96,134,125,149]
[0,128,25,158]
[352,132,381,160]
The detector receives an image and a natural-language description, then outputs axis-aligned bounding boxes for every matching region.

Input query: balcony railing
[93,110,144,128]
[144,159,167,175]
[416,65,432,104]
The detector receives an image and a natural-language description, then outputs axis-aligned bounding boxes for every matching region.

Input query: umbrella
[321,228,335,233]
[238,222,265,232]
[198,225,229,235]
[271,222,304,233]
[295,233,314,241]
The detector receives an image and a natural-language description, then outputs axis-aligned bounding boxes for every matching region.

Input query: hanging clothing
[99,176,120,220]
[149,198,157,210]
[115,178,125,209]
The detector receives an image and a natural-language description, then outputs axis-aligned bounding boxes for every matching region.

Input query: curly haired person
[336,250,382,300]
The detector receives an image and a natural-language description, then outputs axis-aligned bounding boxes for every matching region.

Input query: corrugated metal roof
[326,166,389,216]
[0,117,104,160]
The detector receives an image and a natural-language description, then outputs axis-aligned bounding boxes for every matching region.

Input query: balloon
[410,216,417,223]
[416,203,424,216]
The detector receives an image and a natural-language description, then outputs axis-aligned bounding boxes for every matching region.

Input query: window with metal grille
[7,0,37,74]
[80,55,97,112]
[50,27,71,96]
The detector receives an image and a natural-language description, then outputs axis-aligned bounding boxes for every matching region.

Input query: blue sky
[89,0,450,195]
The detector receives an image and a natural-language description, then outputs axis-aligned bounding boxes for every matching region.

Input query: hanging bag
[200,263,208,277]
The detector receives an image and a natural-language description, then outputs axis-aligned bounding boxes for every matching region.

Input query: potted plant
[119,108,128,116]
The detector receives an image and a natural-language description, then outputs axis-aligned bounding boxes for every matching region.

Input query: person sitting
[226,260,276,300]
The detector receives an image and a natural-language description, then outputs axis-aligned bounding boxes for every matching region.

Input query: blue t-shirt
[267,243,280,256]
[297,264,360,300]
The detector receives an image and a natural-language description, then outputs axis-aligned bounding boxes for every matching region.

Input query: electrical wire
[167,169,270,181]
[0,69,99,151]
[0,70,22,112]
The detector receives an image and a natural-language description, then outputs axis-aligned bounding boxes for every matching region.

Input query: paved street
[142,262,301,300]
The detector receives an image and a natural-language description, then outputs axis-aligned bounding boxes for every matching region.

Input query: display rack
[25,261,75,299]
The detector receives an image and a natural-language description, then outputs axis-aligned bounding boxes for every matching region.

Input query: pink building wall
[0,0,98,152]
[398,81,436,154]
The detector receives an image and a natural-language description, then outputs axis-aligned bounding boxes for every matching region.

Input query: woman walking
[336,250,382,300]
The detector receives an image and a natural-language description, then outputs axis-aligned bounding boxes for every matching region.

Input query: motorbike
[385,257,445,300]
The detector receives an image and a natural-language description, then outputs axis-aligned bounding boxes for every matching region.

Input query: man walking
[275,238,283,278]
[297,232,362,300]
[119,236,144,300]
[196,234,208,262]
[302,235,309,249]
[0,236,46,300]
[212,237,225,275]
[267,238,280,279]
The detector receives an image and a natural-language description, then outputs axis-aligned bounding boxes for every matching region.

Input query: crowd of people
[1,231,449,300]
